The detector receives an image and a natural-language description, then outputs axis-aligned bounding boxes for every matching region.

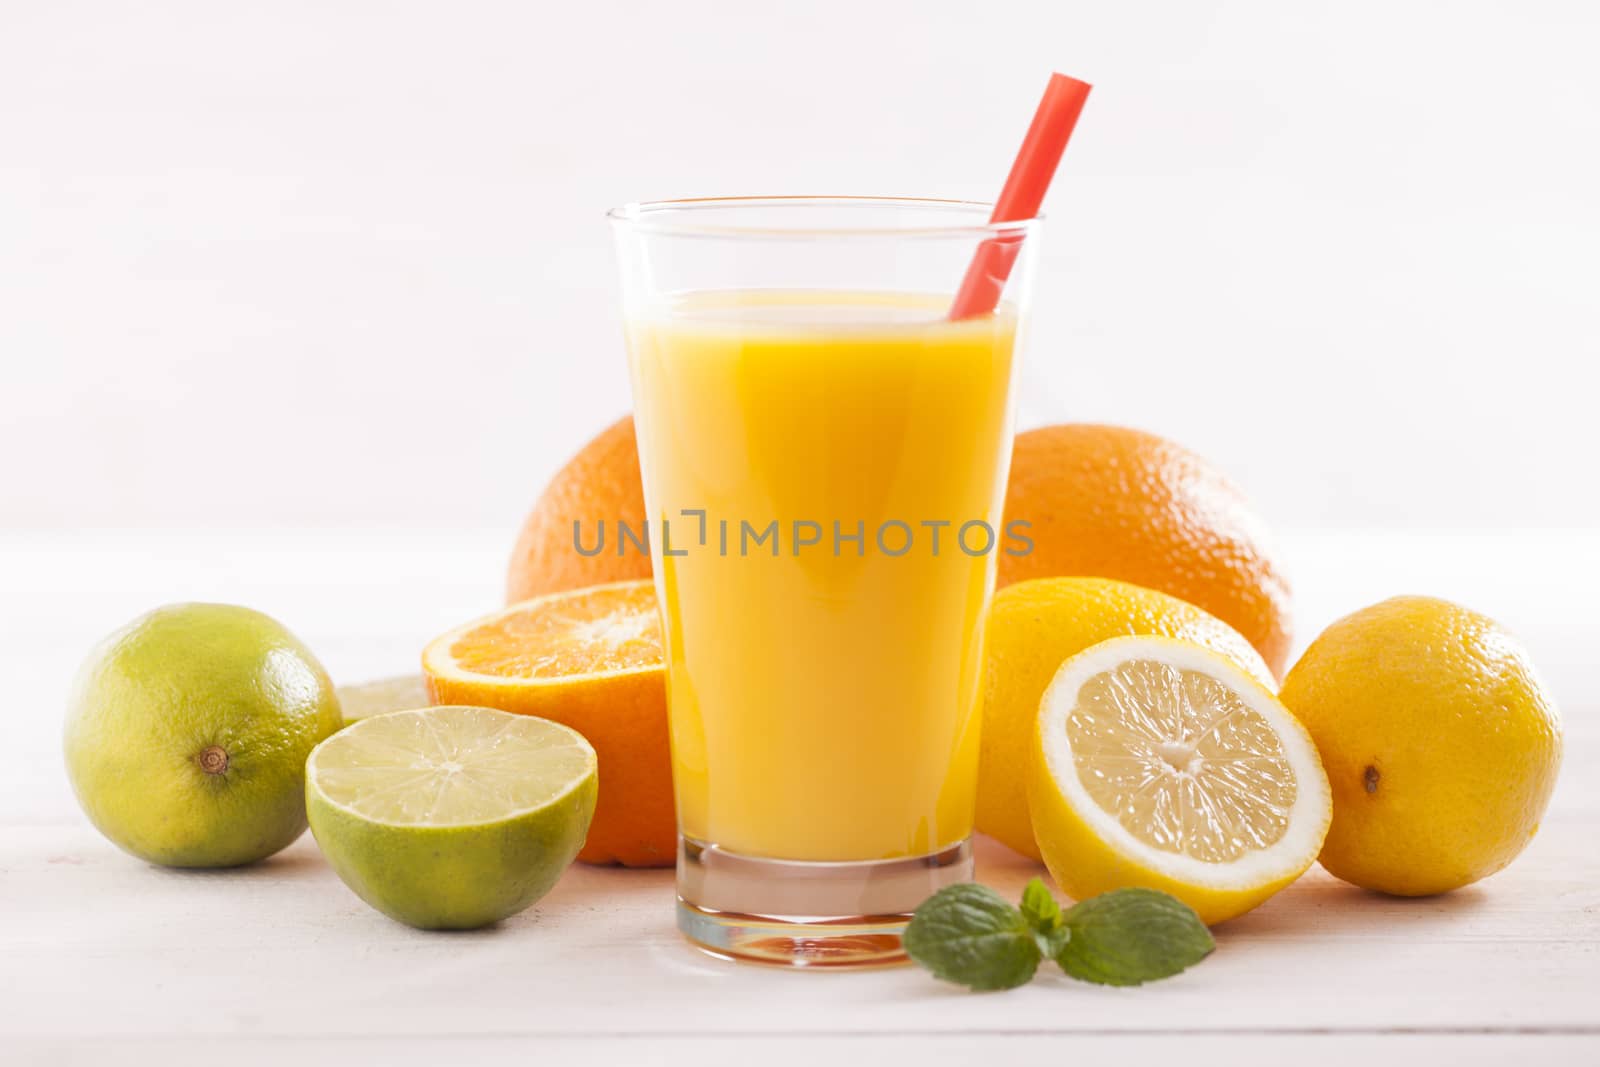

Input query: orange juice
[626,290,1018,862]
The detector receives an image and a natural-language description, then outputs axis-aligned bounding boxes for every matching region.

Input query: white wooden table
[4,529,1598,1064]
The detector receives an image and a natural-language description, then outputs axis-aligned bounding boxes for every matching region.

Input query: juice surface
[626,290,1018,862]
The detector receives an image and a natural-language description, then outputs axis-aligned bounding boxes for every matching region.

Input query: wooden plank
[8,1034,1600,1067]
[3,794,1596,1040]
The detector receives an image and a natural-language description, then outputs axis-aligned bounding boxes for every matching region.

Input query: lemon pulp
[1068,660,1298,864]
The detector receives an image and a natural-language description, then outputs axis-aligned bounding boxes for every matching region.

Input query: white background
[4,0,1597,535]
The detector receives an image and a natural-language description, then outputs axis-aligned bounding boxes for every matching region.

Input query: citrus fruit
[999,423,1294,677]
[1029,636,1332,924]
[507,415,651,603]
[64,603,342,867]
[306,706,596,929]
[1279,596,1562,896]
[979,577,1275,861]
[421,580,672,867]
[336,674,432,723]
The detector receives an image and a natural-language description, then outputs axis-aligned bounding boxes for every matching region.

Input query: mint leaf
[1020,877,1061,930]
[1019,877,1070,958]
[903,883,1041,991]
[1053,888,1214,986]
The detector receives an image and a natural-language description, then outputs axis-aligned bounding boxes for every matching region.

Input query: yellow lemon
[979,577,1275,860]
[1279,596,1562,896]
[1028,636,1331,924]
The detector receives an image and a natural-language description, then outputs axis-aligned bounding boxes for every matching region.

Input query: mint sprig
[904,877,1214,991]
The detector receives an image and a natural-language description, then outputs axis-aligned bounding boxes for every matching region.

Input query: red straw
[948,73,1091,320]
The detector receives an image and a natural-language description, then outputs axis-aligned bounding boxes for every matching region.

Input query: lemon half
[335,674,433,723]
[1028,636,1331,925]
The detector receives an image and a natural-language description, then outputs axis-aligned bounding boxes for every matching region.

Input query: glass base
[675,835,973,968]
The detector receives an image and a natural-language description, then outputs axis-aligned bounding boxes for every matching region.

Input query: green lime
[335,674,433,723]
[305,706,597,930]
[64,603,342,867]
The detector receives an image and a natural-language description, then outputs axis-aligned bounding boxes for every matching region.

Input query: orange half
[421,581,675,867]
[431,581,664,683]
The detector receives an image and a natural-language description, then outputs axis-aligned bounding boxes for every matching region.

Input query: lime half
[306,705,597,929]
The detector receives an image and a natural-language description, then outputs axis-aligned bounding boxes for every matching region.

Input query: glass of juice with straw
[609,75,1089,967]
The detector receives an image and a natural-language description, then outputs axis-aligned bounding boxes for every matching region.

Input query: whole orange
[998,424,1293,677]
[507,416,651,603]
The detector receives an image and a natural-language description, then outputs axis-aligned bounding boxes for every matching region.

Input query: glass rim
[604,196,1043,241]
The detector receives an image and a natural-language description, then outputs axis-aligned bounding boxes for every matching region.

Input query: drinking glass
[608,197,1038,966]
